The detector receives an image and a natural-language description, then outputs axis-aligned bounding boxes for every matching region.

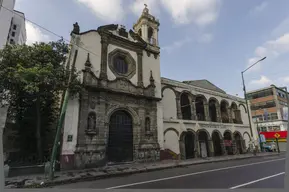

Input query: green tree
[0,40,81,161]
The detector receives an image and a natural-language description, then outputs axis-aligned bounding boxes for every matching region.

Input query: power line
[0,4,101,58]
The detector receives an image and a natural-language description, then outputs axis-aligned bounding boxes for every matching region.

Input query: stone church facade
[60,6,257,170]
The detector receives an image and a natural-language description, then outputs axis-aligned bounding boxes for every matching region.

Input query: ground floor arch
[212,130,223,156]
[243,132,251,151]
[223,130,233,155]
[180,131,196,159]
[107,110,133,163]
[197,130,210,158]
[234,131,244,154]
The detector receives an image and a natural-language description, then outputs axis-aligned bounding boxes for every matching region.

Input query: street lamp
[241,57,267,139]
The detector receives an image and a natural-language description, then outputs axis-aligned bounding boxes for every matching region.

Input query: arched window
[145,117,151,132]
[87,112,96,131]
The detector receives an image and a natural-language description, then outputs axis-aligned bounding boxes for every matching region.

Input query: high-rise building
[0,0,26,48]
[7,10,26,45]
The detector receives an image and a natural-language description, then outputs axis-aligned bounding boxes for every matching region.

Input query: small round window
[114,56,128,74]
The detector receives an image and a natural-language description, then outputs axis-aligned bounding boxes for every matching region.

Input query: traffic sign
[274,133,280,139]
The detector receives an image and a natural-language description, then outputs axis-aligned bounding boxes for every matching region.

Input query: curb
[13,153,282,188]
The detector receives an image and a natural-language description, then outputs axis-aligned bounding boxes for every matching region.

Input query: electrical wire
[0,4,101,58]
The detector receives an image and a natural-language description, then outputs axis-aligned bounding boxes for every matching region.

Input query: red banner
[260,131,287,139]
[224,140,232,146]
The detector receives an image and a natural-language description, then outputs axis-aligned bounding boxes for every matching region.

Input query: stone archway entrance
[198,130,210,158]
[212,131,223,156]
[234,132,243,154]
[184,132,195,159]
[224,130,233,155]
[107,110,133,163]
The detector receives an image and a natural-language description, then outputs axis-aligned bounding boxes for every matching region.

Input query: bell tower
[133,4,160,47]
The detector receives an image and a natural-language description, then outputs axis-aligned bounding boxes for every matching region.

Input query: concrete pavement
[56,154,286,189]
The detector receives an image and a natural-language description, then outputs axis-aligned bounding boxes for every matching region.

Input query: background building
[0,0,26,48]
[247,84,288,151]
[7,10,26,45]
[247,84,288,132]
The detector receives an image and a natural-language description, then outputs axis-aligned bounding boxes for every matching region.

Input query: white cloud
[25,22,50,45]
[75,0,125,23]
[251,1,268,14]
[247,33,289,71]
[279,76,289,84]
[130,0,160,16]
[249,75,272,87]
[160,0,221,26]
[272,17,289,37]
[162,37,193,53]
[198,33,213,43]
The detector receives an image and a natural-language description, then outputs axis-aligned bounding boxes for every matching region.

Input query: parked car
[263,142,277,152]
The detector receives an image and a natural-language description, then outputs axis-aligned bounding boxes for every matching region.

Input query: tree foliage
[0,39,82,162]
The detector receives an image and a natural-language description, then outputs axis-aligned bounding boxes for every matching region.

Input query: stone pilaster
[204,103,210,121]
[179,139,186,160]
[228,107,233,123]
[216,105,222,122]
[175,92,182,119]
[196,139,200,157]
[208,140,214,157]
[100,35,108,79]
[190,96,197,120]
[137,52,144,87]
[220,139,227,155]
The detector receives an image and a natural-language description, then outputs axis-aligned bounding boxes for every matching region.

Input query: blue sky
[15,0,289,97]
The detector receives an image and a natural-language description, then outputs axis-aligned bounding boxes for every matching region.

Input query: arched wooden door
[107,110,133,163]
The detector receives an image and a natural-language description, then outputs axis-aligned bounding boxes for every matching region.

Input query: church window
[114,56,128,74]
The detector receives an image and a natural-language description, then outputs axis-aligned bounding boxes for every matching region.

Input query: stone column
[232,140,237,155]
[204,103,210,121]
[228,107,233,123]
[208,140,214,157]
[137,52,144,87]
[195,139,200,157]
[175,92,183,119]
[179,139,186,160]
[216,105,222,122]
[189,96,197,120]
[220,139,227,155]
[100,35,108,79]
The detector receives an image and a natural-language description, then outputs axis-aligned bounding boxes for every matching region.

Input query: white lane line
[229,172,285,189]
[105,157,285,190]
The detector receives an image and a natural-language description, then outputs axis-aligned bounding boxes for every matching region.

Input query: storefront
[260,131,287,151]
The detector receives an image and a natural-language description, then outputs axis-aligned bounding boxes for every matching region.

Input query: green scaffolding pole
[49,88,70,180]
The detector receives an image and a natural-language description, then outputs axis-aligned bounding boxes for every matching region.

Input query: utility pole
[48,87,70,180]
[241,57,266,144]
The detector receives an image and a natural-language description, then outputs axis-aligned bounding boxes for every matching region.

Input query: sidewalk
[5,152,283,188]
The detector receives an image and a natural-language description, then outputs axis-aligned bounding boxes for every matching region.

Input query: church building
[60,5,257,170]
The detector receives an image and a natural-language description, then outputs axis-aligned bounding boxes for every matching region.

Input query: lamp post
[241,57,266,140]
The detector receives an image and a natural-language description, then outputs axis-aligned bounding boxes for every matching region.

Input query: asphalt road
[56,154,286,189]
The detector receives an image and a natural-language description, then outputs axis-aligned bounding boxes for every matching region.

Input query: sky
[13,0,289,97]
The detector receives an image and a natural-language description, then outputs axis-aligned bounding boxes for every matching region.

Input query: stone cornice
[161,77,246,104]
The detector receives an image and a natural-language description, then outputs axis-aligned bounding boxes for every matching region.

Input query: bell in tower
[133,4,160,47]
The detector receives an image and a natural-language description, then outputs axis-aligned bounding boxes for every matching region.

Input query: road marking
[105,157,285,189]
[229,172,285,189]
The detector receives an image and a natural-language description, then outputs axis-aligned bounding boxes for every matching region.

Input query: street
[56,154,285,189]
